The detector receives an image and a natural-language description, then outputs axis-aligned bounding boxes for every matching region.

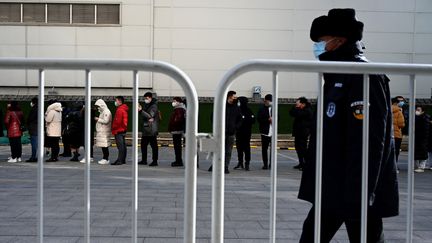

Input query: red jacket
[112,104,128,135]
[4,110,24,138]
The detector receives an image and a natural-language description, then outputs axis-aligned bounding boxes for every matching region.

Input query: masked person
[168,97,186,167]
[111,96,128,165]
[414,106,430,173]
[138,92,160,166]
[298,9,399,243]
[94,99,112,165]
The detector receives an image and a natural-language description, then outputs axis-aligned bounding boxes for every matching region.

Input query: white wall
[0,0,431,98]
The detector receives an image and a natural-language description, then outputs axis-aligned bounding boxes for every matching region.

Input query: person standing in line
[63,102,84,162]
[208,91,242,174]
[234,96,255,171]
[111,96,128,165]
[26,97,38,162]
[290,97,313,171]
[59,102,72,157]
[79,105,96,163]
[0,108,4,138]
[168,97,186,167]
[414,106,429,173]
[45,102,62,162]
[4,101,24,163]
[138,92,160,166]
[391,97,405,171]
[298,9,398,242]
[94,99,112,165]
[257,94,273,170]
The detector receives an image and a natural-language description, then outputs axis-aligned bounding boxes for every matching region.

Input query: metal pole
[314,73,324,243]
[360,74,370,243]
[183,86,198,243]
[132,71,139,243]
[211,91,228,243]
[269,71,279,243]
[37,69,45,243]
[406,75,416,243]
[84,70,91,243]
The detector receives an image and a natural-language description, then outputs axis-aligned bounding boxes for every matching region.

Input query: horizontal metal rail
[211,59,432,243]
[0,58,199,243]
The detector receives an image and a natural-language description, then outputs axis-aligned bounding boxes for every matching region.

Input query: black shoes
[110,160,123,165]
[149,161,158,167]
[26,158,37,162]
[59,153,72,157]
[233,163,244,170]
[46,158,58,162]
[138,160,147,165]
[208,165,229,174]
[262,165,269,170]
[70,152,80,162]
[171,161,184,167]
[245,163,250,171]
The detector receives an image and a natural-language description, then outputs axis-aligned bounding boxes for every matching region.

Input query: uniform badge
[326,102,336,118]
[351,101,364,120]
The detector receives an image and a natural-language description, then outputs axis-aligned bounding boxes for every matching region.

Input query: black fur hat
[310,8,364,42]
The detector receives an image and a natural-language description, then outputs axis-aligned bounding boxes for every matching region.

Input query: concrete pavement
[0,145,431,242]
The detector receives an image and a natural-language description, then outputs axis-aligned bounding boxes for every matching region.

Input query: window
[23,3,45,23]
[97,4,119,24]
[0,3,21,23]
[47,4,70,24]
[72,4,94,24]
[0,2,120,26]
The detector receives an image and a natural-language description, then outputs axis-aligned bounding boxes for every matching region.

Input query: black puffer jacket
[415,113,429,160]
[289,105,313,138]
[298,42,399,218]
[236,97,255,136]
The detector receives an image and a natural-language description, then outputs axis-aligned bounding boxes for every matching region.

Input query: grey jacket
[141,99,159,136]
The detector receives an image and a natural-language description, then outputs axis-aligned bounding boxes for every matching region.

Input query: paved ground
[0,145,431,243]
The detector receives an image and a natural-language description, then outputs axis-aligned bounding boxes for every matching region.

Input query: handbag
[12,111,26,132]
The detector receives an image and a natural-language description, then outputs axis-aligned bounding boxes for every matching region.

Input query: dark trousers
[394,137,402,163]
[30,135,38,159]
[225,135,235,167]
[236,133,251,164]
[115,133,127,163]
[9,137,22,159]
[172,134,183,163]
[261,135,271,167]
[141,135,158,163]
[300,207,385,243]
[47,137,60,159]
[101,147,109,160]
[295,135,309,166]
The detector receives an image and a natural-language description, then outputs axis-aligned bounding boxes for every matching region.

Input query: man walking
[111,96,128,165]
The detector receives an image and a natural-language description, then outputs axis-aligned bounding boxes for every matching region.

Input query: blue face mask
[313,41,327,59]
[398,101,405,107]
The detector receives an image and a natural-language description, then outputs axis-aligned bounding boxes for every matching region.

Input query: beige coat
[95,99,112,147]
[392,104,405,139]
[45,103,62,137]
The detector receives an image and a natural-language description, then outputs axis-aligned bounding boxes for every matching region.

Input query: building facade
[0,0,431,99]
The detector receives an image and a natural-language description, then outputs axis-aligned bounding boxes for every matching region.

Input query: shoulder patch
[326,102,336,118]
[351,101,364,120]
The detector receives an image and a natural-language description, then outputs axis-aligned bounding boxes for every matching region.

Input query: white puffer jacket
[95,99,112,147]
[45,102,62,137]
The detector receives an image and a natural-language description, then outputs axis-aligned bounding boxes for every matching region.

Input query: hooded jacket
[112,103,128,135]
[141,98,159,136]
[45,102,62,137]
[95,99,112,147]
[298,42,399,218]
[392,104,405,139]
[168,102,186,134]
[4,108,24,138]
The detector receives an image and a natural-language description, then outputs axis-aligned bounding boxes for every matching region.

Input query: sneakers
[98,159,110,165]
[17,158,21,162]
[46,158,58,162]
[414,168,424,173]
[7,158,18,163]
[80,158,94,164]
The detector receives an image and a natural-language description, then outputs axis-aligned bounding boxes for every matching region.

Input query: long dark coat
[298,43,399,218]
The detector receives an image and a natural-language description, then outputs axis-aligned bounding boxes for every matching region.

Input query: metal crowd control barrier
[0,58,199,243]
[210,59,432,243]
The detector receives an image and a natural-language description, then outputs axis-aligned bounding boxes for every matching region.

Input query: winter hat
[310,8,364,42]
